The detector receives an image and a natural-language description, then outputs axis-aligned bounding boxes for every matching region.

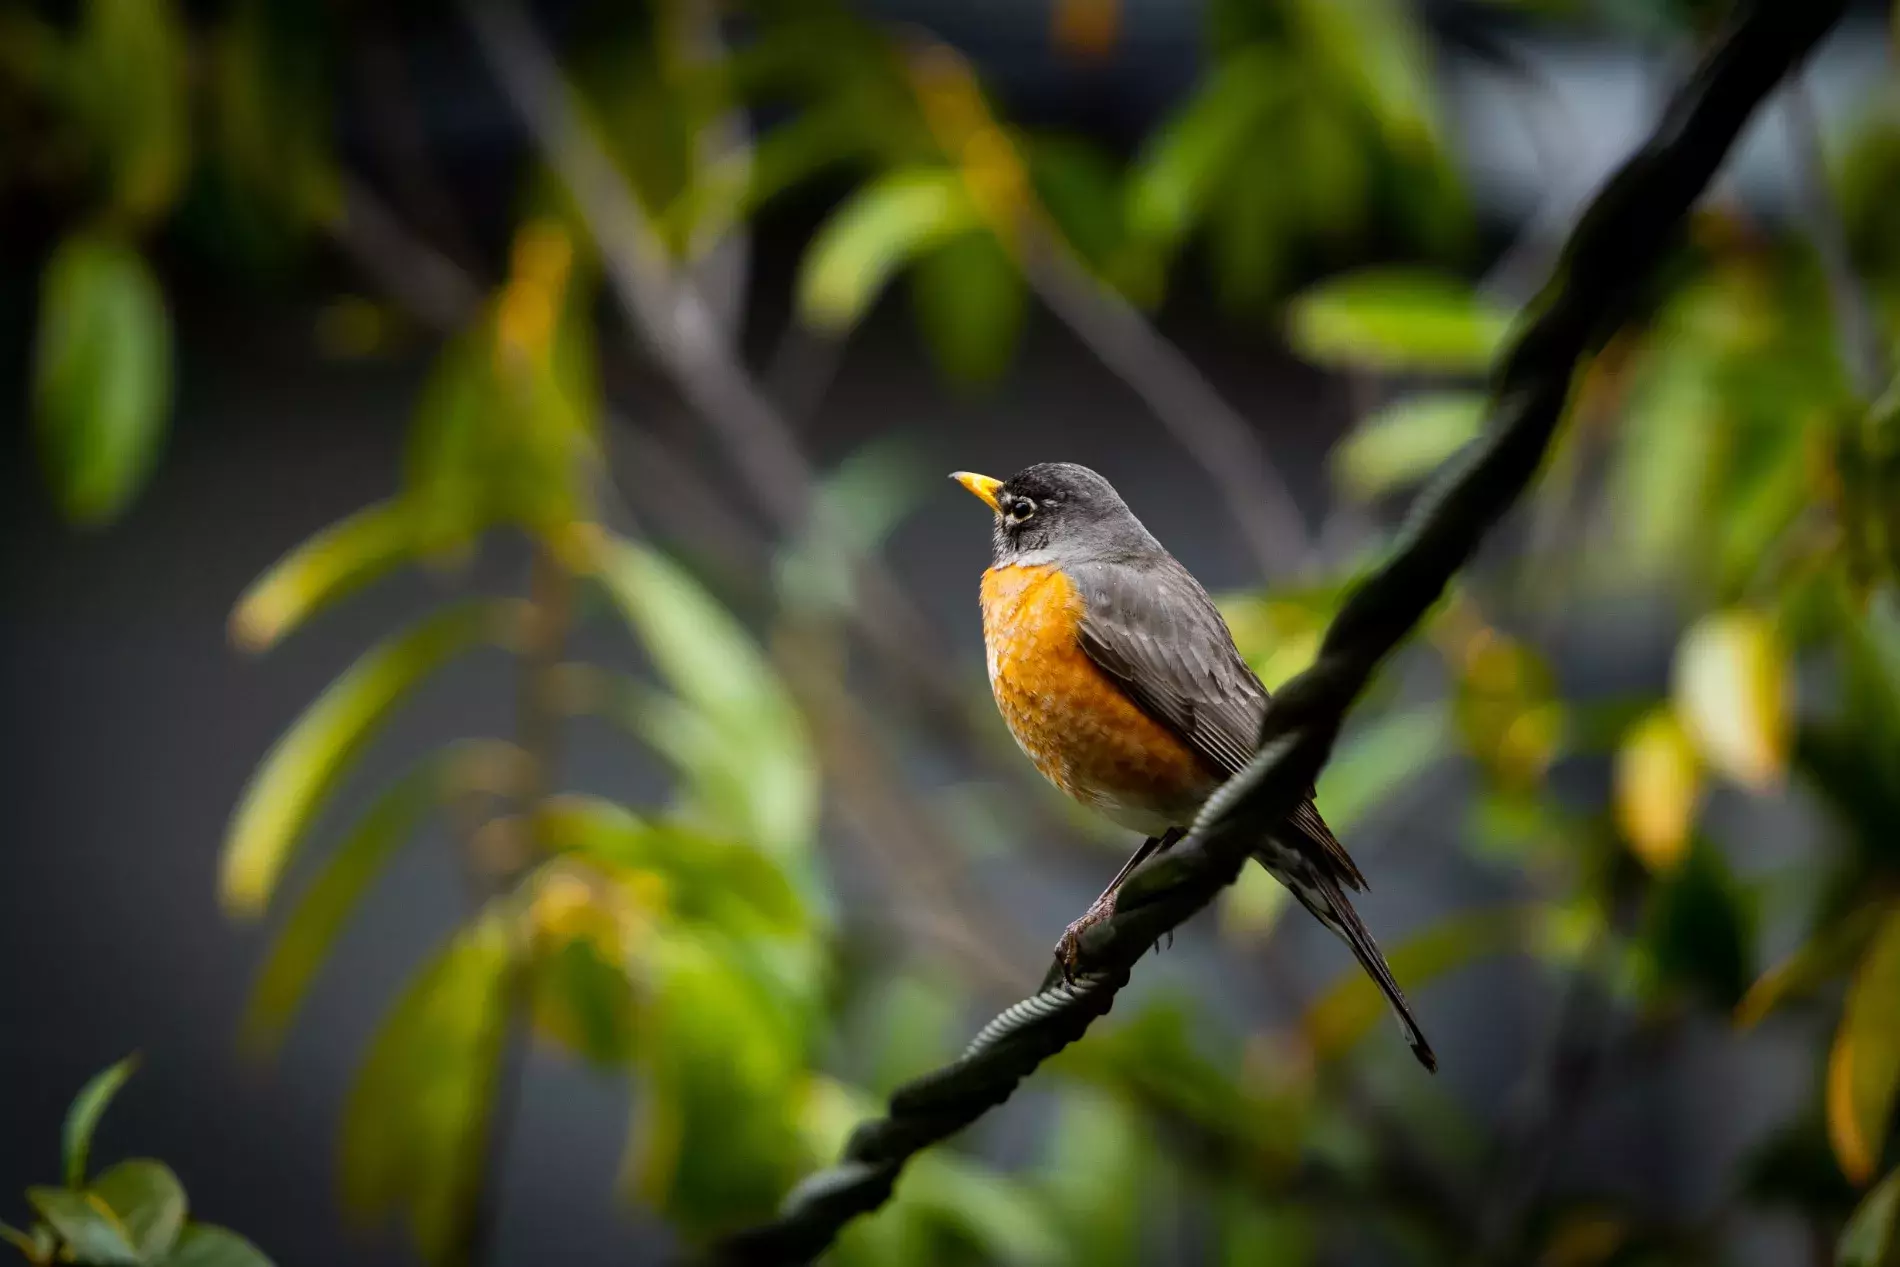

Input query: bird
[952,462,1435,1071]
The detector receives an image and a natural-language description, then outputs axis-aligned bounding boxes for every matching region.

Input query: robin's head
[951,462,1155,567]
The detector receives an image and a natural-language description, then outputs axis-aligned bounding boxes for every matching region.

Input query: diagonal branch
[705,3,1848,1261]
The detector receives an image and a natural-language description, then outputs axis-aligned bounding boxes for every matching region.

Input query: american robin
[953,462,1435,1071]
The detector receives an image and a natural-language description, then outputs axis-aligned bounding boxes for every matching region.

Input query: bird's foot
[1053,892,1119,985]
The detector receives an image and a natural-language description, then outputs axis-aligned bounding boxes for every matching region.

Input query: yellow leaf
[229,500,421,652]
[1829,905,1900,1184]
[1672,609,1790,790]
[220,602,506,917]
[1614,709,1701,872]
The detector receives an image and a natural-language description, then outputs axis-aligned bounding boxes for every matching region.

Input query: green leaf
[1312,706,1447,834]
[66,0,189,220]
[1039,1089,1149,1267]
[229,502,423,653]
[1306,907,1523,1060]
[1736,901,1886,1030]
[797,167,980,332]
[1642,838,1753,1009]
[32,233,173,528]
[532,928,638,1067]
[587,535,817,861]
[1841,1169,1900,1267]
[1289,0,1439,151]
[64,1055,139,1188]
[340,911,512,1265]
[25,1188,138,1266]
[159,1224,276,1267]
[241,755,455,1054]
[627,933,810,1239]
[1831,906,1900,1184]
[773,438,928,620]
[535,794,805,937]
[1027,134,1125,270]
[90,1160,186,1261]
[910,231,1025,386]
[1286,268,1510,373]
[1126,48,1282,255]
[1332,392,1486,499]
[221,602,505,917]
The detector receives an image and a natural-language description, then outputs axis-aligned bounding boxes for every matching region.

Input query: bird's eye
[1005,497,1036,524]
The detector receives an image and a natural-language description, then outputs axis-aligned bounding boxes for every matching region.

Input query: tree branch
[705,3,1849,1261]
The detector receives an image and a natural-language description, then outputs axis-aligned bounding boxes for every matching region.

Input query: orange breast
[979,564,1216,827]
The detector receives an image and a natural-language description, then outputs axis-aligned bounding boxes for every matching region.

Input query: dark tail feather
[1275,858,1437,1072]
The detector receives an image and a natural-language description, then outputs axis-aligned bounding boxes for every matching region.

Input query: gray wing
[1071,556,1367,890]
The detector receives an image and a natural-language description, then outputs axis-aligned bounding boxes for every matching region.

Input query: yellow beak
[951,471,1004,513]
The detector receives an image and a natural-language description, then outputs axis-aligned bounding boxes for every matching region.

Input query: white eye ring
[1005,497,1036,524]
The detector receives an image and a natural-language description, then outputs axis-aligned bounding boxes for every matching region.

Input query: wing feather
[1072,557,1367,890]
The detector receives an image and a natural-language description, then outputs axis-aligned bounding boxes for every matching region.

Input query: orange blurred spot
[1052,0,1119,62]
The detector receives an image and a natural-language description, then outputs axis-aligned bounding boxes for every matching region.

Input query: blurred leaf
[1306,908,1521,1061]
[1841,1169,1900,1267]
[402,267,601,555]
[229,502,423,653]
[221,602,505,918]
[1290,0,1438,151]
[1287,268,1509,373]
[910,231,1025,385]
[341,910,512,1265]
[1312,706,1448,833]
[0,1221,51,1262]
[242,755,459,1054]
[63,1055,139,1189]
[1054,1000,1306,1175]
[1220,863,1293,942]
[1333,392,1486,500]
[536,794,806,940]
[209,0,339,240]
[1126,48,1282,256]
[1830,906,1900,1184]
[1027,134,1124,271]
[586,533,817,861]
[858,972,961,1097]
[1673,609,1790,791]
[159,1224,276,1267]
[90,1160,185,1262]
[1039,1089,1148,1267]
[1738,901,1887,1030]
[774,437,928,620]
[1219,1191,1313,1267]
[32,233,172,528]
[628,932,811,1239]
[798,167,980,332]
[1614,709,1703,873]
[65,0,189,219]
[25,1189,136,1266]
[532,918,638,1068]
[1642,838,1753,1008]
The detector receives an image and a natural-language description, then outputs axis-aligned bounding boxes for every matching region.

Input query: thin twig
[706,5,1850,1259]
[1021,236,1311,578]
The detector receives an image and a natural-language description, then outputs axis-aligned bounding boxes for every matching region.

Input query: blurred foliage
[9,1,1900,1265]
[2,1058,274,1267]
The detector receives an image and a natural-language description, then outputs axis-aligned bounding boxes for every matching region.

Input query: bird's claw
[1053,893,1119,985]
